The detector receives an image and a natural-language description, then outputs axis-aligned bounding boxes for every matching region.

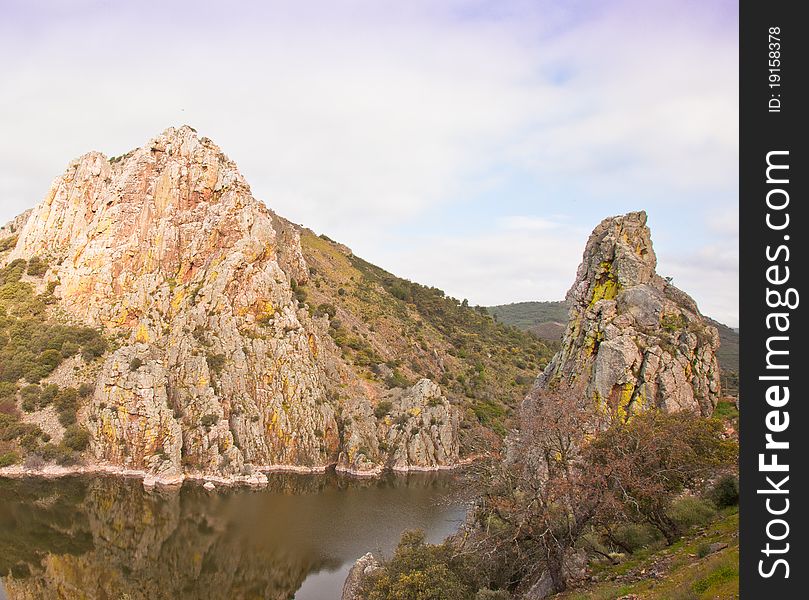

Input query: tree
[470,385,609,594]
[583,410,737,544]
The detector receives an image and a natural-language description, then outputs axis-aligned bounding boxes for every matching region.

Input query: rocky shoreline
[0,455,481,490]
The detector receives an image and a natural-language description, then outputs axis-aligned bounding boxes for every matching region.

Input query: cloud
[0,0,738,325]
[374,216,589,307]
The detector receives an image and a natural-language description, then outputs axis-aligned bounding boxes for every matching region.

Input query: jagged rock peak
[2,126,461,480]
[537,211,720,418]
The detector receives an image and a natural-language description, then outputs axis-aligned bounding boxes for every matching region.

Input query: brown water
[0,472,468,600]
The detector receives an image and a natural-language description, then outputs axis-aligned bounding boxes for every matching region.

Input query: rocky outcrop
[0,208,31,239]
[4,126,460,479]
[341,553,380,600]
[537,211,720,417]
[339,379,460,475]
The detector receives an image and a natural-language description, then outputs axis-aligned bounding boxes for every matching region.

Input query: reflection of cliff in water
[0,472,466,599]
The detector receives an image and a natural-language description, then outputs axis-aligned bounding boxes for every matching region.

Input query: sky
[0,0,739,326]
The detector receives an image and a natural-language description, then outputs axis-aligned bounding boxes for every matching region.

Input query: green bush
[0,451,19,467]
[0,382,16,398]
[668,496,716,531]
[608,523,663,553]
[200,413,219,428]
[40,384,59,406]
[61,425,90,451]
[129,357,143,371]
[206,353,226,375]
[0,235,17,252]
[385,370,412,389]
[707,474,739,508]
[361,531,478,600]
[315,303,337,319]
[374,400,393,419]
[60,340,80,358]
[26,256,49,277]
[21,385,41,412]
[37,443,79,466]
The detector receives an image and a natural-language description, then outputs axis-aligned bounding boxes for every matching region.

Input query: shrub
[60,340,80,358]
[607,523,663,553]
[38,443,78,465]
[374,400,393,419]
[20,385,41,412]
[58,409,77,427]
[201,414,219,428]
[78,383,94,397]
[0,451,19,467]
[26,256,49,277]
[40,384,59,406]
[129,357,143,371]
[0,398,18,417]
[360,531,477,600]
[206,353,226,375]
[81,336,108,361]
[0,235,17,252]
[55,387,78,412]
[38,349,62,371]
[668,496,716,531]
[707,474,739,508]
[385,370,412,389]
[315,303,337,319]
[61,425,90,451]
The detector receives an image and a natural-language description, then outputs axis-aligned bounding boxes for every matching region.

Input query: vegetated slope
[0,126,552,479]
[554,508,739,600]
[298,232,554,441]
[491,301,740,396]
[488,301,569,332]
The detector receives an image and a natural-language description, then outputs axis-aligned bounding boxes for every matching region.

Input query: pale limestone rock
[341,552,380,600]
[338,378,460,474]
[538,211,720,417]
[9,126,461,479]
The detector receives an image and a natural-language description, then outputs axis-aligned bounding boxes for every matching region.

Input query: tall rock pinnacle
[537,211,720,418]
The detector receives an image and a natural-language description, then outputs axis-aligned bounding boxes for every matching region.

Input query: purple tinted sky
[0,0,739,325]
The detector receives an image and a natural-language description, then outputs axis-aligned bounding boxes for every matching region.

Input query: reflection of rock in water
[0,473,465,599]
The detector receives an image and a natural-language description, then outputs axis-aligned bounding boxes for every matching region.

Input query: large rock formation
[3,126,460,480]
[537,211,720,417]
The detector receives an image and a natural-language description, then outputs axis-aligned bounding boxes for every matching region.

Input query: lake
[0,472,469,600]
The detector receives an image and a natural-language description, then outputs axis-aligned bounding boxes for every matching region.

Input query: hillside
[490,300,739,395]
[555,507,739,600]
[0,126,551,482]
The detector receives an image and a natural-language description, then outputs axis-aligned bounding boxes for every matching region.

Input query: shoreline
[0,455,483,489]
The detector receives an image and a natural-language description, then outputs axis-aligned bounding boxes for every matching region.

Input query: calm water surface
[0,472,468,600]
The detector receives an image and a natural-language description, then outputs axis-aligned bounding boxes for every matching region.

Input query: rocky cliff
[537,211,720,418]
[1,126,474,481]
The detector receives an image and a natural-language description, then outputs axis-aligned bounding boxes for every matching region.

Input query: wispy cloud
[0,0,738,326]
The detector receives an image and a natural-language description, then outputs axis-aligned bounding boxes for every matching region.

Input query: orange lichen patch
[307,333,318,358]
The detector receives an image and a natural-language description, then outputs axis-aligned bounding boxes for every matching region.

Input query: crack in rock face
[536,211,720,419]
